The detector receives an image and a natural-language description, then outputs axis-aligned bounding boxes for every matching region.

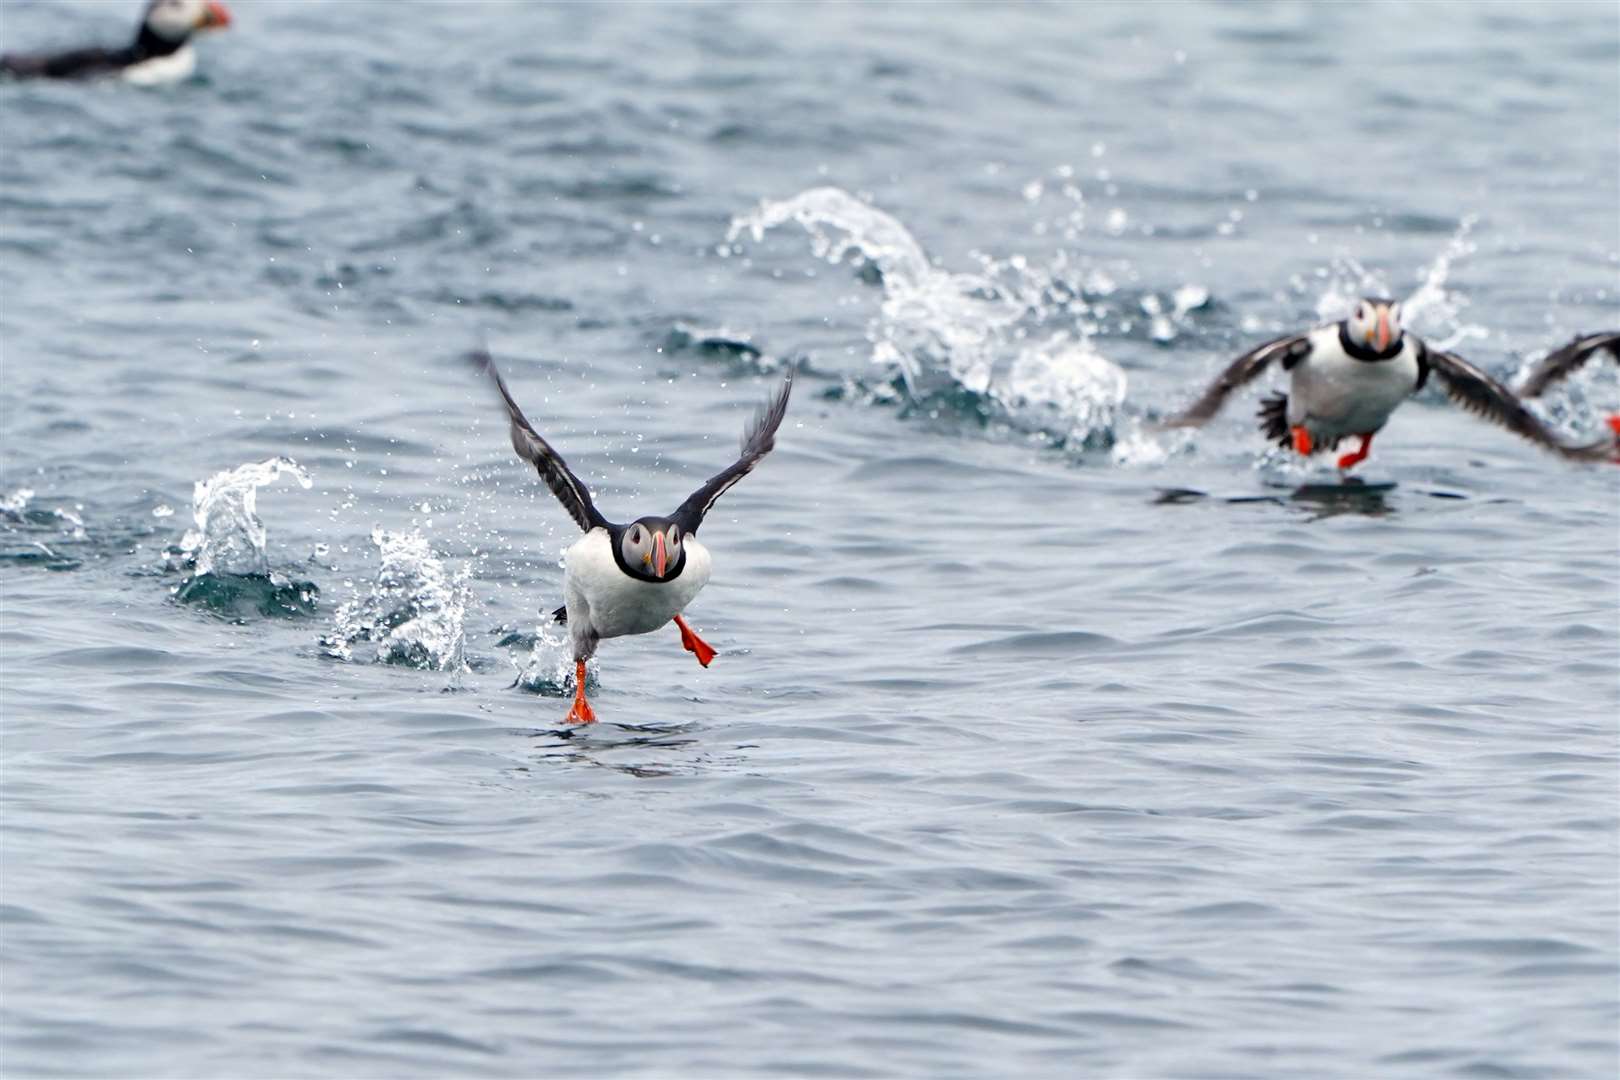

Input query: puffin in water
[469,349,793,725]
[1163,299,1614,468]
[1,0,231,84]
[1517,331,1620,445]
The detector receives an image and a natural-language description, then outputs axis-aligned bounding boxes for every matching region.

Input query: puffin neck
[130,24,188,61]
[1338,321,1404,363]
[607,526,688,584]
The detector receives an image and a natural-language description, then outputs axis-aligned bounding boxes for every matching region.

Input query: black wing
[466,349,608,532]
[670,368,794,535]
[1425,345,1613,462]
[1162,333,1312,427]
[1518,331,1620,398]
[1,47,129,80]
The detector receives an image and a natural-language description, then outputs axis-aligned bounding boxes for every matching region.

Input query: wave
[0,487,90,571]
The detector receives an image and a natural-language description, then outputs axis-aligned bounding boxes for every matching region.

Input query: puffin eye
[630,527,641,544]
[668,528,679,547]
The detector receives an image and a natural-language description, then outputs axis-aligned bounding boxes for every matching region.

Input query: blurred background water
[1,2,1617,1077]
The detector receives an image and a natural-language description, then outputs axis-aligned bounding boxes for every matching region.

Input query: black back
[0,10,186,80]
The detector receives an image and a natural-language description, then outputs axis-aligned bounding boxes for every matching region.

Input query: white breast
[563,528,712,644]
[121,45,196,85]
[1289,327,1422,442]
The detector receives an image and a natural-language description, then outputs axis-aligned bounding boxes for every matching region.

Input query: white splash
[0,488,34,516]
[728,185,933,285]
[323,528,470,673]
[1307,252,1388,325]
[179,457,312,577]
[1004,334,1128,441]
[1401,214,1485,351]
[1111,421,1182,468]
[1135,285,1214,345]
[1511,337,1619,439]
[53,506,86,541]
[1,488,89,555]
[727,186,1129,443]
[514,618,578,694]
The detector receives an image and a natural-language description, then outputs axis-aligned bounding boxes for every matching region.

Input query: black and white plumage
[1165,298,1614,468]
[468,348,793,724]
[1,0,230,84]
[1517,331,1620,399]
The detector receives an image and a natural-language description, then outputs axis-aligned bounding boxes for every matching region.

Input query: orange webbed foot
[564,660,596,724]
[673,614,716,668]
[1336,433,1374,471]
[1290,425,1314,456]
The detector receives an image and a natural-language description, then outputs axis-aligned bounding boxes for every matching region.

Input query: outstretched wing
[1162,334,1312,427]
[670,368,794,534]
[1425,346,1613,462]
[1,47,127,79]
[466,349,608,532]
[1518,331,1620,398]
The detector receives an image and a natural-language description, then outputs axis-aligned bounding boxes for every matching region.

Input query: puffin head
[620,517,684,580]
[142,0,232,42]
[1345,297,1403,353]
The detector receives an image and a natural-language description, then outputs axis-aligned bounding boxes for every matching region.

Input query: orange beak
[653,532,667,578]
[1374,306,1391,351]
[198,2,231,30]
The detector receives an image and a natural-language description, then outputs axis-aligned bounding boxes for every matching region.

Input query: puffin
[1517,331,1620,441]
[469,349,793,725]
[1,0,231,84]
[1164,298,1614,468]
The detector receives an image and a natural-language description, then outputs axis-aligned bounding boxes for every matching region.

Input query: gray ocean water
[2,2,1618,1077]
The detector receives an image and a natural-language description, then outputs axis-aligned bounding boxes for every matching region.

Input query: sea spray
[179,457,312,576]
[172,457,317,618]
[322,528,470,673]
[516,623,579,696]
[727,186,1129,448]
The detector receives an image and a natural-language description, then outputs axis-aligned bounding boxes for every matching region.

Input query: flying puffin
[1164,299,1614,468]
[1,0,231,84]
[1517,331,1620,442]
[469,349,793,725]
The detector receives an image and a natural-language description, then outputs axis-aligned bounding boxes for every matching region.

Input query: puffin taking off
[1,0,231,84]
[1163,299,1614,468]
[469,349,793,725]
[1517,331,1620,443]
